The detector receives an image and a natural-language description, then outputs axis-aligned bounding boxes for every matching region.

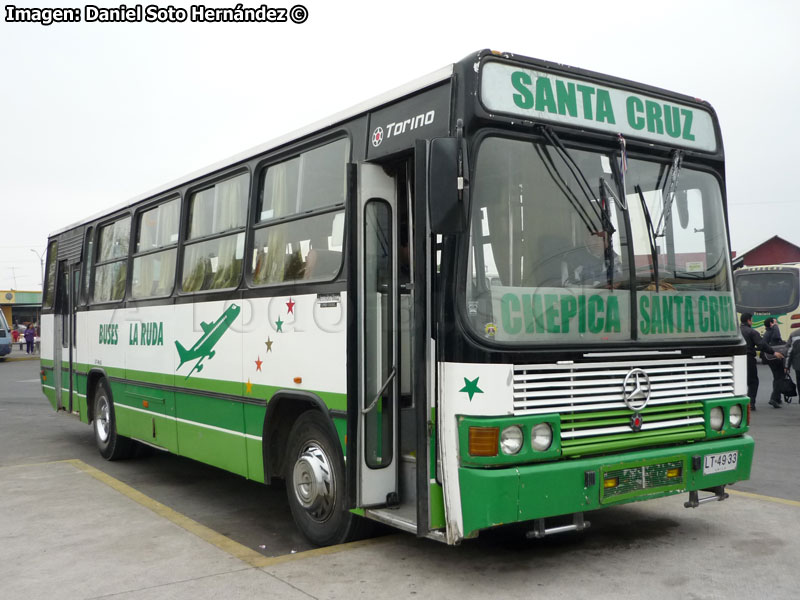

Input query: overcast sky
[1,0,797,291]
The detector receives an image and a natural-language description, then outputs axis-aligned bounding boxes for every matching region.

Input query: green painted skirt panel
[429,483,446,530]
[175,390,245,433]
[246,437,265,483]
[43,386,57,410]
[176,420,248,477]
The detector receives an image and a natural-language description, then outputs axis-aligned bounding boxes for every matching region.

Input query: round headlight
[531,423,553,451]
[710,407,724,431]
[500,426,523,455]
[729,404,743,428]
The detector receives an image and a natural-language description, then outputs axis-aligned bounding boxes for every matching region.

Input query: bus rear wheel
[93,380,133,460]
[285,411,361,546]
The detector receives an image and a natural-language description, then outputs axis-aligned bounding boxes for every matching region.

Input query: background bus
[40,49,752,546]
[734,263,800,339]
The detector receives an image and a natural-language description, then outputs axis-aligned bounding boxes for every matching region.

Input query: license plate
[703,451,738,475]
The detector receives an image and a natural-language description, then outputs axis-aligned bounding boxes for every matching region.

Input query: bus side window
[93,217,131,303]
[131,197,180,299]
[250,138,349,287]
[82,228,94,304]
[181,173,248,293]
[42,240,58,309]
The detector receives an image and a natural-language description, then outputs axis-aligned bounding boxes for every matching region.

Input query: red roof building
[732,236,800,269]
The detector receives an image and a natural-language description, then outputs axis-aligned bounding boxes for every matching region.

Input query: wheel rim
[96,395,110,443]
[292,441,335,522]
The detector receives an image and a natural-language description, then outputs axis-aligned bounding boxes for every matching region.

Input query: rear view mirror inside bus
[676,190,690,229]
[428,137,463,234]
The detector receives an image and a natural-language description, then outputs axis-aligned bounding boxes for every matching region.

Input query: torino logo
[372,110,435,147]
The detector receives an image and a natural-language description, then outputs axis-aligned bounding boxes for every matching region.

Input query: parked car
[0,312,11,360]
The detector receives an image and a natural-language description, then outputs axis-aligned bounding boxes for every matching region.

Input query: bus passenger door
[354,163,399,507]
[67,264,80,414]
[53,260,70,410]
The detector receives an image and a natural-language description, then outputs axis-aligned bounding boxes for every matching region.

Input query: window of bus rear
[734,268,800,315]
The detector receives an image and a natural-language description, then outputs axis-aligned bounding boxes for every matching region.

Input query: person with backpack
[785,329,800,399]
[762,318,789,407]
[741,313,784,411]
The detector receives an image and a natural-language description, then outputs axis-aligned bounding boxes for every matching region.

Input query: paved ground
[2,359,800,599]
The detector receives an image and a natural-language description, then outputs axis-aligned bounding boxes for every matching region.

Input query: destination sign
[480,61,717,152]
[491,287,737,342]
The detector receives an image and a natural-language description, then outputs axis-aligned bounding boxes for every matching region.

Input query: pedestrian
[762,317,788,407]
[23,325,35,355]
[785,329,800,398]
[740,313,783,411]
[11,327,19,347]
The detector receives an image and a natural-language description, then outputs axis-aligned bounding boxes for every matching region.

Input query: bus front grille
[513,357,734,457]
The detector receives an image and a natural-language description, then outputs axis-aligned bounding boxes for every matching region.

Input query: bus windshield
[466,135,737,344]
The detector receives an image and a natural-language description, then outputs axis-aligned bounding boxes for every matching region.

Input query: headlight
[500,426,523,455]
[531,423,553,451]
[729,404,743,428]
[710,407,724,431]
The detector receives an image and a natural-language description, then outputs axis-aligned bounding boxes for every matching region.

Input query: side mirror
[428,137,463,234]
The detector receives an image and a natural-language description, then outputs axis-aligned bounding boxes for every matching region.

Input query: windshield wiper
[635,184,660,291]
[535,145,600,235]
[654,150,683,238]
[538,125,613,236]
[599,177,617,288]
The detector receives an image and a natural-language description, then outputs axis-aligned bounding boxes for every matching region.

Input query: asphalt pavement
[2,358,800,600]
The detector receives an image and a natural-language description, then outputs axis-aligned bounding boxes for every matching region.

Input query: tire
[285,411,366,546]
[93,380,133,460]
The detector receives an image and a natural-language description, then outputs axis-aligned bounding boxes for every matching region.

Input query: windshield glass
[735,270,800,313]
[465,135,737,345]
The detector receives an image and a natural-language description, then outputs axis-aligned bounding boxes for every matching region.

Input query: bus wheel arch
[262,392,339,484]
[90,375,133,460]
[85,369,109,423]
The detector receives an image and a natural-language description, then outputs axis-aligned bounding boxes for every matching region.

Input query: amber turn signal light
[469,427,499,457]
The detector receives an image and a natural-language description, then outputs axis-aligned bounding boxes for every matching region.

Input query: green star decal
[275,317,284,332]
[460,377,483,401]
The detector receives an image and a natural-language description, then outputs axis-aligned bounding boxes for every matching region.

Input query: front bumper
[458,435,753,538]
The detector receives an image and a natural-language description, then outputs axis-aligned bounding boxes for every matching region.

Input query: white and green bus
[734,263,800,340]
[40,50,752,546]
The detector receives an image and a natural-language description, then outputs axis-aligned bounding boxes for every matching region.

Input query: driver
[566,230,621,286]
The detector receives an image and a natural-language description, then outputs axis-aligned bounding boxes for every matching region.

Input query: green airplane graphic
[175,304,241,379]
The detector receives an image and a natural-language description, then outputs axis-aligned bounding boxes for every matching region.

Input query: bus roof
[49,48,722,239]
[49,63,454,237]
[736,263,800,272]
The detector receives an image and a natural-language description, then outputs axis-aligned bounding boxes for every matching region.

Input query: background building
[732,236,800,269]
[1,290,42,329]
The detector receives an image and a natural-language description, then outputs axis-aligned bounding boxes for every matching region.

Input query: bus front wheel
[93,380,133,461]
[285,410,360,546]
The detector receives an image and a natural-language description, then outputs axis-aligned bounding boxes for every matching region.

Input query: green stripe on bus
[64,362,347,411]
[561,427,705,457]
[562,409,704,430]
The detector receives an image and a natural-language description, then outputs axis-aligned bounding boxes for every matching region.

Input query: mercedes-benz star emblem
[622,368,652,411]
